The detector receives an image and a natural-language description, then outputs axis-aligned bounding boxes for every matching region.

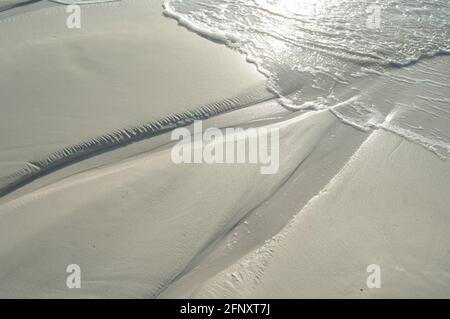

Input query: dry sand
[0,0,269,192]
[0,0,449,298]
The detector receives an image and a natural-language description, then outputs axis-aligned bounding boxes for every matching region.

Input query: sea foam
[163,0,450,159]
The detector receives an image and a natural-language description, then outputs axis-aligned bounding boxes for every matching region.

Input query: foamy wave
[164,0,450,160]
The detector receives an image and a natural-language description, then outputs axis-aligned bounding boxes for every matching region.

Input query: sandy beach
[0,0,449,298]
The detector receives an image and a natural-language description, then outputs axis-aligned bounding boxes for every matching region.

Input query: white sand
[174,129,450,298]
[0,0,268,189]
[0,107,342,298]
[0,0,449,299]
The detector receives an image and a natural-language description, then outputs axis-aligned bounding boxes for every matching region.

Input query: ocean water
[163,0,450,159]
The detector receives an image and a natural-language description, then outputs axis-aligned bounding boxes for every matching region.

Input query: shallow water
[164,0,450,158]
